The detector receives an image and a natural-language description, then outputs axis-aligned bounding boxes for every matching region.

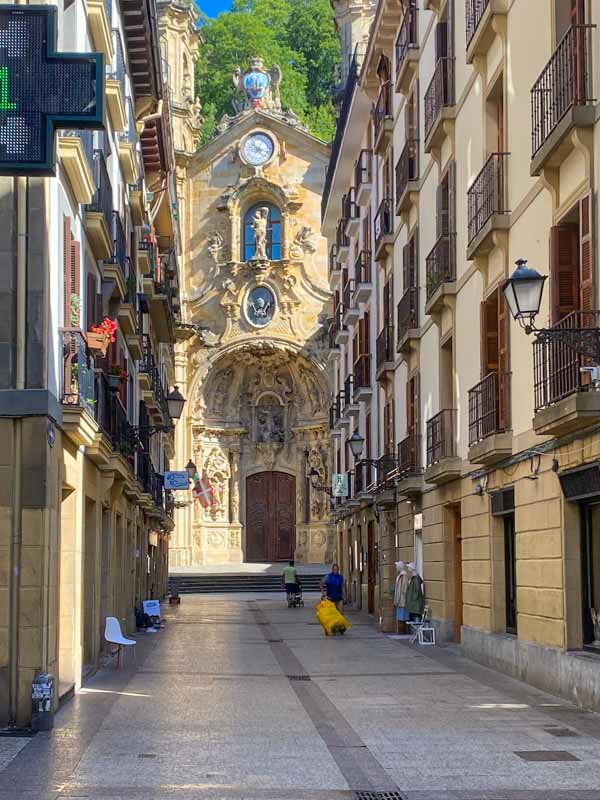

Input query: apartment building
[0,0,199,725]
[324,0,600,710]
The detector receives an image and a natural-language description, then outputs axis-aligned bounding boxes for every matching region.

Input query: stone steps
[168,573,324,594]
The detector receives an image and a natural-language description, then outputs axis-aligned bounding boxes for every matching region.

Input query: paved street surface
[2,593,600,800]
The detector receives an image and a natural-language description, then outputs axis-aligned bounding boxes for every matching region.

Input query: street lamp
[502,259,546,332]
[309,466,334,496]
[185,460,197,480]
[503,258,600,364]
[166,386,186,421]
[348,431,365,460]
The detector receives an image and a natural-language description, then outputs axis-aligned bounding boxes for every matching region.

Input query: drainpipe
[9,174,27,726]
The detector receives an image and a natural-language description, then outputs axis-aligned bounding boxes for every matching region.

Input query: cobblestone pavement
[2,593,600,800]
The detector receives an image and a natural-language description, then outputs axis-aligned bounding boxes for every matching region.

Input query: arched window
[242,203,282,262]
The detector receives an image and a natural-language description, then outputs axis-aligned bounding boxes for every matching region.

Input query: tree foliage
[196,0,340,145]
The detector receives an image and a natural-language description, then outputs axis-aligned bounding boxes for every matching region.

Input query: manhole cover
[138,753,158,759]
[543,727,580,738]
[515,750,579,762]
[352,792,405,800]
[287,674,311,681]
[267,638,283,643]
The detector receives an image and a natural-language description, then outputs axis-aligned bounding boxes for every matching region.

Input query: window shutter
[550,225,579,323]
[403,242,409,291]
[579,193,594,313]
[366,411,372,460]
[86,273,96,330]
[70,240,81,328]
[448,160,456,235]
[409,227,418,286]
[481,296,499,376]
[497,290,510,430]
[407,372,420,435]
[364,310,370,352]
[63,216,72,327]
[353,327,359,362]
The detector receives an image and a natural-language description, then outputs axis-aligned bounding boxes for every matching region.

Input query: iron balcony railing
[376,325,395,369]
[354,459,376,495]
[139,238,158,278]
[353,354,371,396]
[398,434,421,478]
[329,244,339,276]
[124,262,137,306]
[396,139,419,204]
[140,335,171,424]
[426,409,456,467]
[336,218,349,251]
[110,29,127,98]
[396,1,418,76]
[328,320,338,350]
[87,150,112,226]
[466,0,490,47]
[344,373,355,404]
[343,187,358,224]
[61,329,96,418]
[120,96,137,144]
[374,198,394,249]
[321,43,365,221]
[468,371,511,446]
[467,152,509,243]
[531,25,595,158]
[337,388,347,416]
[355,149,372,190]
[333,305,347,336]
[373,81,393,144]
[533,310,600,413]
[107,210,127,274]
[424,57,455,142]
[426,234,456,299]
[96,374,136,469]
[397,287,419,343]
[343,279,356,312]
[355,250,372,285]
[375,454,397,489]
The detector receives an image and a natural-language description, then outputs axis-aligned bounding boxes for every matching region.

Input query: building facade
[169,60,334,568]
[324,0,600,710]
[0,0,192,725]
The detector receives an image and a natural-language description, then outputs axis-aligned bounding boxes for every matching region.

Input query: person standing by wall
[321,564,346,612]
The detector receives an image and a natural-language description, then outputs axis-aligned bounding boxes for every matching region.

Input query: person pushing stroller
[281,561,303,607]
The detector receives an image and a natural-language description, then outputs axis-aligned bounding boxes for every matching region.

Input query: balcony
[354,250,372,303]
[354,459,376,501]
[397,287,420,355]
[342,279,359,326]
[343,188,360,238]
[533,310,600,436]
[395,3,419,95]
[85,150,113,260]
[425,409,461,484]
[139,335,171,423]
[329,244,341,282]
[138,238,156,276]
[103,211,127,303]
[373,81,393,155]
[468,372,512,465]
[395,139,420,215]
[531,25,596,176]
[336,389,350,430]
[57,135,96,204]
[118,266,139,336]
[424,58,455,153]
[467,152,510,260]
[106,30,127,132]
[397,434,425,495]
[334,305,349,345]
[376,325,395,382]
[465,0,509,63]
[336,218,350,264]
[329,396,343,436]
[61,329,98,447]
[353,354,372,403]
[92,375,136,473]
[328,319,340,363]
[150,259,177,343]
[343,374,359,418]
[374,198,394,263]
[355,149,373,207]
[425,233,456,315]
[87,0,114,60]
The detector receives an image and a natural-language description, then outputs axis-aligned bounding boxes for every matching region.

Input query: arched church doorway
[246,471,295,562]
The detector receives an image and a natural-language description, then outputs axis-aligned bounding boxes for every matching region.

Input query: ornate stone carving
[289,226,317,259]
[228,530,241,549]
[233,57,282,113]
[207,530,226,547]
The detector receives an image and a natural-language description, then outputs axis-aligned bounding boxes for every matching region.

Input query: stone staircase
[168,572,324,594]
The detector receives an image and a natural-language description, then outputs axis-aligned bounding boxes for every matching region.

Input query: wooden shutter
[579,193,594,313]
[63,216,73,327]
[353,327,359,362]
[364,310,370,352]
[407,372,420,435]
[497,290,510,429]
[86,273,96,330]
[383,277,393,324]
[550,225,579,324]
[366,411,372,460]
[435,21,448,59]
[70,240,81,328]
[448,160,456,235]
[480,295,499,377]
[384,399,395,455]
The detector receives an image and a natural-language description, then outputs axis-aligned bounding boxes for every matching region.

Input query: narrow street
[2,595,600,800]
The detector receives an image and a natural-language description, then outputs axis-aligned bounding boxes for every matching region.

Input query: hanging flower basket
[107,367,128,392]
[86,331,111,356]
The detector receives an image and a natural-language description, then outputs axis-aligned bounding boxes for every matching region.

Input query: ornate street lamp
[185,460,197,480]
[348,431,365,459]
[166,386,186,421]
[502,259,546,332]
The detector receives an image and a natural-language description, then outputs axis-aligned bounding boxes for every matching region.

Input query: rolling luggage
[316,599,351,636]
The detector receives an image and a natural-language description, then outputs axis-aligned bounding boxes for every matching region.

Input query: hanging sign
[143,599,161,619]
[332,473,348,498]
[164,471,189,490]
[0,5,104,175]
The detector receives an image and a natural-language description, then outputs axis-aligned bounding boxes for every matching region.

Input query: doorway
[246,471,296,562]
[367,521,375,614]
[453,506,463,642]
[581,502,600,651]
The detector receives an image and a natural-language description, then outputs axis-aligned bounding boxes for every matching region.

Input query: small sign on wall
[332,473,348,497]
[164,471,189,490]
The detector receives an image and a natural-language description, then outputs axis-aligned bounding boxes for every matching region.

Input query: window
[242,203,282,262]
[504,514,517,634]
[581,503,600,651]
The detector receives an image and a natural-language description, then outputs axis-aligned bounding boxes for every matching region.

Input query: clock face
[242,133,275,166]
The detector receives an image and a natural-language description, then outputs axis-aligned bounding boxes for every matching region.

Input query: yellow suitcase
[316,599,351,636]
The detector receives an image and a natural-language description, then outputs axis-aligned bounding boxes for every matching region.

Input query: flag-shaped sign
[193,472,214,509]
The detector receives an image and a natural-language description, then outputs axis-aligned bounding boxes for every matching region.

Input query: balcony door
[246,472,296,562]
[480,289,510,432]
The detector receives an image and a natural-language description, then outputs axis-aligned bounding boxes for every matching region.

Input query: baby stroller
[287,583,304,608]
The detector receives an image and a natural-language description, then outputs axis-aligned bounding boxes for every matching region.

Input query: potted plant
[87,317,117,357]
[107,365,128,391]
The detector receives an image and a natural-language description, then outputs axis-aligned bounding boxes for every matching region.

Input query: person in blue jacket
[320,564,346,612]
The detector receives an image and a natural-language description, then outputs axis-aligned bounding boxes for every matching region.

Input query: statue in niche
[299,364,323,415]
[251,207,269,261]
[209,368,233,416]
[256,403,285,443]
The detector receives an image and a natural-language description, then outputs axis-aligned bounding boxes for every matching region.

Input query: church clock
[241,132,275,166]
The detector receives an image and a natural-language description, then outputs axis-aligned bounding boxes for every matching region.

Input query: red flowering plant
[90,317,118,343]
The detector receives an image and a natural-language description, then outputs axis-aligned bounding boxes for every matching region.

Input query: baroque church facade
[170,58,334,567]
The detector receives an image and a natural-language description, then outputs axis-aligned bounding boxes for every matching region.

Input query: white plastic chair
[104,617,136,668]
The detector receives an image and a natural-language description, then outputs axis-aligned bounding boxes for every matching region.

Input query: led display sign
[0,5,104,175]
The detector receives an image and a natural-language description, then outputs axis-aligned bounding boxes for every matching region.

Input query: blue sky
[198,0,232,16]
